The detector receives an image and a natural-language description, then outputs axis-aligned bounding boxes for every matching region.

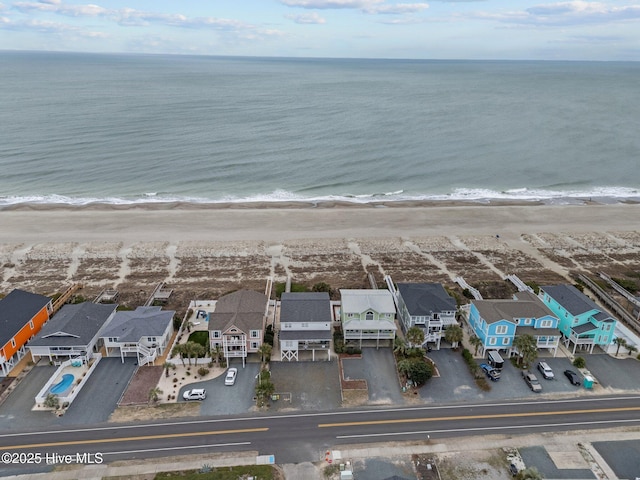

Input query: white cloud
[280,0,384,9]
[285,12,327,23]
[470,1,640,26]
[364,3,429,14]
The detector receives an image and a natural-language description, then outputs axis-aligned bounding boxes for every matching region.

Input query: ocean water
[1,51,639,207]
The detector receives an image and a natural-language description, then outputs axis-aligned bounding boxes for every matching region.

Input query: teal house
[538,284,616,354]
[468,291,560,357]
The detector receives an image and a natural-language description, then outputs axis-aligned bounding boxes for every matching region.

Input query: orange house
[0,289,52,376]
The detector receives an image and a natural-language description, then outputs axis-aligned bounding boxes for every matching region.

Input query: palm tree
[513,334,538,367]
[626,344,638,356]
[172,343,187,366]
[406,326,425,348]
[163,362,175,377]
[444,325,464,348]
[211,344,223,366]
[393,337,408,357]
[614,337,627,356]
[469,335,483,356]
[148,387,163,405]
[397,359,412,379]
[258,343,272,364]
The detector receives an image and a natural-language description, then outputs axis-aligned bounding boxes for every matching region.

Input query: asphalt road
[1,394,640,475]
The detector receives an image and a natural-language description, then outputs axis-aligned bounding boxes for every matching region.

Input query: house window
[301,323,309,328]
[502,337,510,345]
[147,337,156,342]
[540,320,552,328]
[108,337,118,343]
[11,339,16,348]
[489,338,497,345]
[250,330,260,338]
[251,342,259,349]
[213,331,221,338]
[29,320,34,330]
[496,325,508,334]
[365,311,374,321]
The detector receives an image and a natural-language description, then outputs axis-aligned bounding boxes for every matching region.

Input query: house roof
[340,289,396,314]
[397,283,456,315]
[30,302,117,347]
[280,292,332,324]
[516,326,560,337]
[101,306,174,343]
[0,289,51,348]
[473,296,554,325]
[573,322,599,335]
[541,284,602,316]
[208,289,268,334]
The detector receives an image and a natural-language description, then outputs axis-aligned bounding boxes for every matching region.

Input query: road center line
[2,427,268,450]
[318,406,640,428]
[103,441,252,456]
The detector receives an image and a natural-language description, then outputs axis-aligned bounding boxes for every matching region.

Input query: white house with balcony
[280,292,332,361]
[29,302,117,364]
[102,306,174,366]
[208,289,269,368]
[394,283,457,349]
[340,289,397,348]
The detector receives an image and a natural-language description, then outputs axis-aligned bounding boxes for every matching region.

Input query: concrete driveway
[341,348,404,405]
[0,357,137,431]
[179,361,261,416]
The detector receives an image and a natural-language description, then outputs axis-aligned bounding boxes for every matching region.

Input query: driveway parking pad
[269,360,341,411]
[592,439,640,480]
[519,446,595,479]
[342,348,404,405]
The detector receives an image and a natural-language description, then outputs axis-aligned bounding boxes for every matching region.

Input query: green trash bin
[583,375,594,389]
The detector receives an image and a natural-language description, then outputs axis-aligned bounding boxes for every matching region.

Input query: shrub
[197,367,210,377]
[573,356,586,369]
[172,378,178,383]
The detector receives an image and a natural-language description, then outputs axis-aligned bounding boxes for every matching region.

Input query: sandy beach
[1,202,640,312]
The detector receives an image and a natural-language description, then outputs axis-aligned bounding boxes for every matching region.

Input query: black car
[564,369,581,386]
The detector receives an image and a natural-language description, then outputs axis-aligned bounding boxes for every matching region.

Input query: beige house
[208,290,269,368]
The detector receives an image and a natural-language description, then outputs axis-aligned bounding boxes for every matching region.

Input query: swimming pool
[50,373,74,395]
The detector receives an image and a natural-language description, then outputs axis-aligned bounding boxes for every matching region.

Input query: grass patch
[155,465,276,479]
[187,331,209,348]
[274,282,309,298]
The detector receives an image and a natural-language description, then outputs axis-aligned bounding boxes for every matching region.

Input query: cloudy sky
[1,0,638,60]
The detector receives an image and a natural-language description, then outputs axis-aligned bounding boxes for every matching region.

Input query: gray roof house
[208,289,269,368]
[280,292,332,361]
[102,306,175,366]
[29,302,118,363]
[395,283,457,349]
[0,289,52,376]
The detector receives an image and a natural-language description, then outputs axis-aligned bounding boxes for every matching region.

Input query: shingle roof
[397,283,456,315]
[30,302,117,347]
[208,290,268,334]
[541,284,601,316]
[280,292,331,323]
[101,306,174,342]
[473,296,554,324]
[340,289,396,314]
[573,322,599,335]
[0,289,51,348]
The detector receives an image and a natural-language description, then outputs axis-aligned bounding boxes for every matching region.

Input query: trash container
[583,375,594,389]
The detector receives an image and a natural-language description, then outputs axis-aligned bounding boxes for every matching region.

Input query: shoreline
[2,196,639,212]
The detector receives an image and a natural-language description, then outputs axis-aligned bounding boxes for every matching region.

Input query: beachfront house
[0,289,53,376]
[393,283,457,349]
[29,302,118,364]
[102,306,175,366]
[208,289,269,368]
[280,292,332,361]
[539,284,616,354]
[468,291,561,357]
[340,289,397,348]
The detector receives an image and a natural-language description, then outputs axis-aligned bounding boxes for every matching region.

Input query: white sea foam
[1,186,638,208]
